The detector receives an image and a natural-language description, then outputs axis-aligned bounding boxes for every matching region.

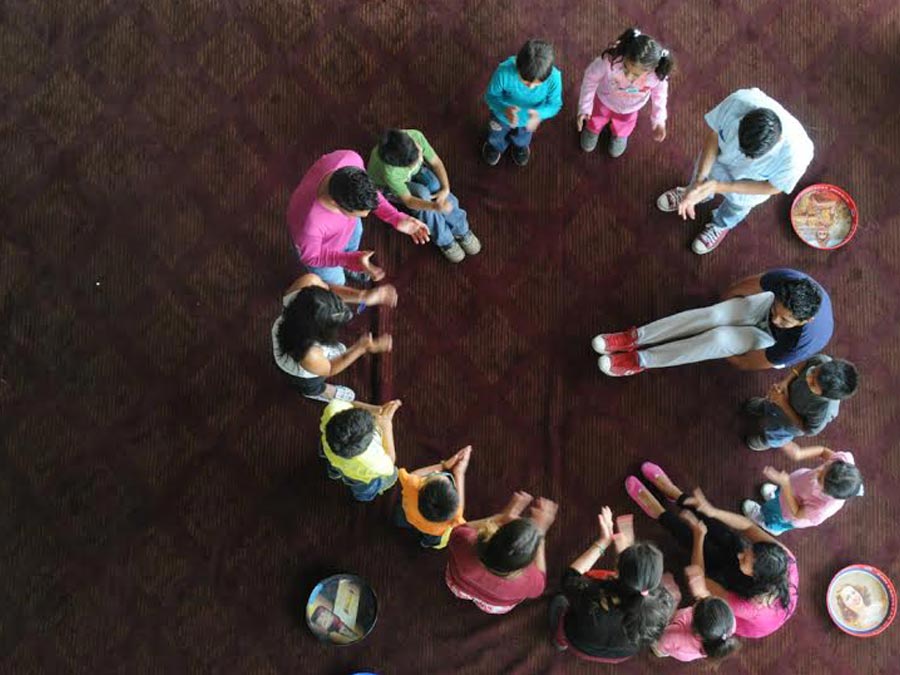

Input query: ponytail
[694,597,741,661]
[602,27,641,63]
[655,49,675,80]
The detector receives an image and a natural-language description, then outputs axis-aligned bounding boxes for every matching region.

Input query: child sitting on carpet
[394,446,471,549]
[742,355,858,451]
[653,512,741,662]
[577,28,673,157]
[368,129,481,263]
[482,39,563,167]
[445,491,557,614]
[319,398,402,501]
[741,445,862,535]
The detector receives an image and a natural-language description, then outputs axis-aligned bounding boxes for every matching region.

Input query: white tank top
[271,291,346,379]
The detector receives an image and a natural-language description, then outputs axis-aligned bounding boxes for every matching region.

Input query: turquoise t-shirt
[484,56,563,126]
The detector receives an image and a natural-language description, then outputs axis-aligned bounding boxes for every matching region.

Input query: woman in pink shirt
[627,462,799,639]
[287,150,429,286]
[577,28,673,157]
[445,491,557,614]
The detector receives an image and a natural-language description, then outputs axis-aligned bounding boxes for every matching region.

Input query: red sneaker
[591,327,639,354]
[691,224,730,255]
[598,352,645,377]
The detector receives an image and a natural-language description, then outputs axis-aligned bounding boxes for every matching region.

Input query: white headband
[660,48,669,58]
[633,28,641,37]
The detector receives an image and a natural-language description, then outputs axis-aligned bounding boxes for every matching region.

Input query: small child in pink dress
[577,28,673,158]
[741,446,862,535]
[654,565,741,662]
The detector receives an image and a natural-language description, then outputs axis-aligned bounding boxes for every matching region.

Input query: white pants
[637,293,776,369]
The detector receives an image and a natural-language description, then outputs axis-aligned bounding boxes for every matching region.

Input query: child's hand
[525,109,540,133]
[502,490,533,521]
[356,332,374,351]
[504,105,519,126]
[678,180,717,220]
[363,284,398,308]
[433,196,453,214]
[614,514,635,552]
[679,509,707,537]
[396,216,430,244]
[378,399,402,420]
[358,251,386,281]
[367,334,393,354]
[445,445,472,473]
[652,124,666,142]
[576,114,588,132]
[597,506,614,547]
[684,488,714,516]
[763,465,790,486]
[528,497,559,533]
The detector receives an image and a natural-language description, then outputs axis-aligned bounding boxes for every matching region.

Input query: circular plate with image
[826,564,896,637]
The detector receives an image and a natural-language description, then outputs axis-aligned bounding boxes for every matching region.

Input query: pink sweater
[577,56,668,127]
[725,552,799,638]
[287,150,404,271]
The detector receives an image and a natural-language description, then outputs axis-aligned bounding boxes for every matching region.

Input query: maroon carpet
[1,1,899,673]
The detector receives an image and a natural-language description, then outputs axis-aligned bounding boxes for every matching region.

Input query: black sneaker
[481,142,501,166]
[511,144,531,166]
[741,397,766,416]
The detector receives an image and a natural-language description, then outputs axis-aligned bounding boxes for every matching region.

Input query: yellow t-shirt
[320,401,394,483]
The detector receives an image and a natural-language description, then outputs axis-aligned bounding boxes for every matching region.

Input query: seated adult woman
[272,273,396,402]
[445,491,557,614]
[550,506,675,662]
[626,462,798,638]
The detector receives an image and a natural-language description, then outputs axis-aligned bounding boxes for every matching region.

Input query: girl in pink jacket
[577,28,673,158]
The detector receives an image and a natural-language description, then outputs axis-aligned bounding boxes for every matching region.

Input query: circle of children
[275,30,864,663]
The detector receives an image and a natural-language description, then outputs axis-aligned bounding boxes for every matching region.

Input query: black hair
[515,39,555,82]
[694,597,741,659]
[616,542,675,647]
[477,518,542,574]
[741,542,793,610]
[276,287,353,362]
[325,408,376,459]
[738,108,782,158]
[418,476,460,522]
[378,129,419,168]
[601,28,674,80]
[817,359,859,400]
[772,277,822,322]
[328,166,379,212]
[823,460,863,499]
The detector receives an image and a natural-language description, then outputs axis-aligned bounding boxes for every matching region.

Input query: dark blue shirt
[761,269,834,367]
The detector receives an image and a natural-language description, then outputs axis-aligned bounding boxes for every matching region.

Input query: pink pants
[586,98,639,138]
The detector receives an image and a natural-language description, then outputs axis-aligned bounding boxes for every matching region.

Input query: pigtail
[602,27,640,63]
[702,634,741,660]
[655,48,675,80]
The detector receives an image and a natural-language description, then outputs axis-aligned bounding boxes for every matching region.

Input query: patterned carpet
[1,1,899,673]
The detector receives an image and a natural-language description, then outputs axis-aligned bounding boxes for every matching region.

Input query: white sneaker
[760,482,779,501]
[691,224,729,255]
[305,384,356,403]
[742,499,764,523]
[656,187,686,212]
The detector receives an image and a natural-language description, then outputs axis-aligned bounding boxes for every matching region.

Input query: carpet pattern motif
[1,1,899,673]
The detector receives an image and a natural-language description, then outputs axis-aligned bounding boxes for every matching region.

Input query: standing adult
[656,88,813,254]
[288,150,430,286]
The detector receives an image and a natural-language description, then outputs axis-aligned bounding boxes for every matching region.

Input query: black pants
[658,495,746,582]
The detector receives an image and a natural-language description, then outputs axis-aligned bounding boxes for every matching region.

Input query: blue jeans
[487,115,533,153]
[405,166,469,248]
[707,161,774,230]
[758,399,804,448]
[306,218,363,286]
[761,489,795,534]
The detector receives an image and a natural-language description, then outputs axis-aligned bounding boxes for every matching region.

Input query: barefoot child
[319,399,403,501]
[577,28,673,157]
[395,446,471,549]
[742,445,862,534]
[653,514,741,662]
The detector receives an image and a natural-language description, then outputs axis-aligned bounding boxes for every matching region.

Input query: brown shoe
[440,240,465,263]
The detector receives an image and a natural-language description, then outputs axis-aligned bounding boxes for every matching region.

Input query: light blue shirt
[484,57,563,125]
[704,88,814,194]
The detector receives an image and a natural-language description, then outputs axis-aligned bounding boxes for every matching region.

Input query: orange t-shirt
[398,469,465,537]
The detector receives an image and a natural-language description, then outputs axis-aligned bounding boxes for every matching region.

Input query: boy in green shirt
[368,128,480,263]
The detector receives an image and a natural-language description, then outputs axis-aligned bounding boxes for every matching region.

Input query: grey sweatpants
[637,292,776,369]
